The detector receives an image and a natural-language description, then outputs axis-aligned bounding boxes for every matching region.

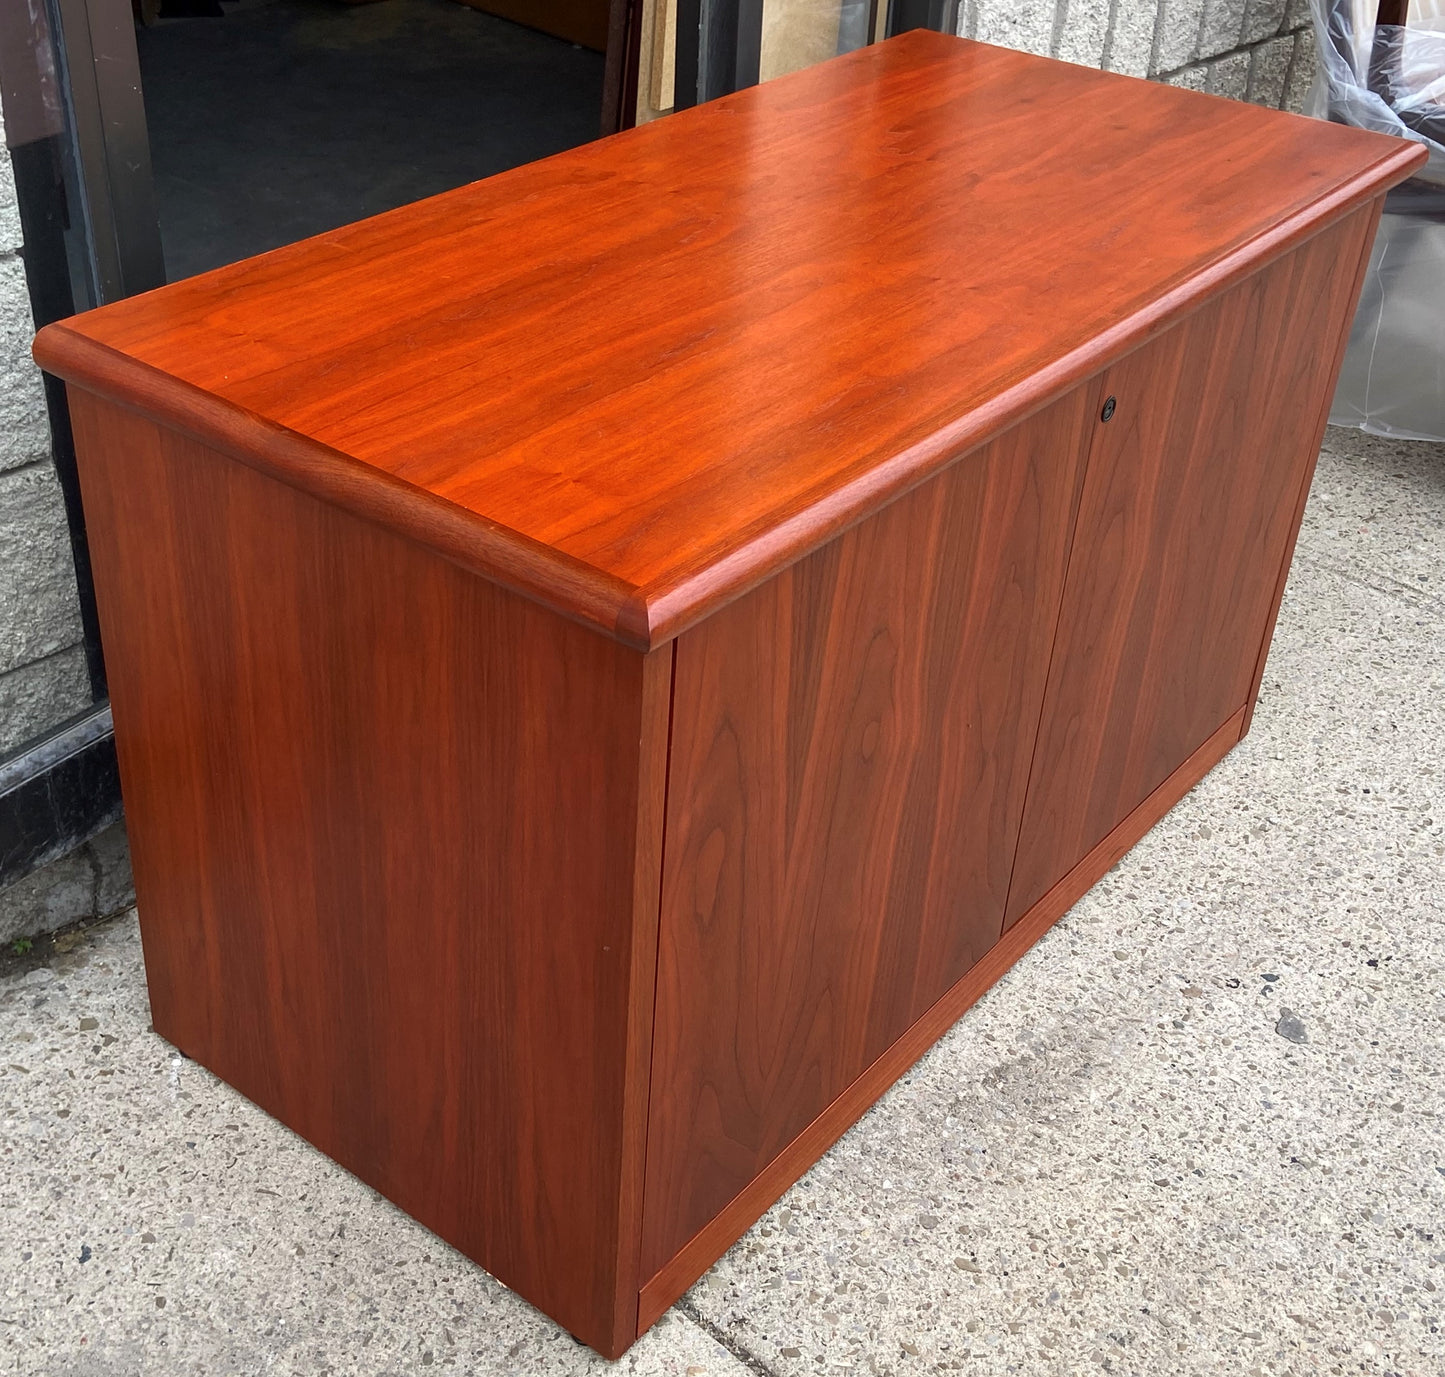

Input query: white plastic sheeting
[1310,0,1445,439]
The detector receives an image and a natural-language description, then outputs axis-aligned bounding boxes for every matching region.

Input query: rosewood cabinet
[34,32,1421,1358]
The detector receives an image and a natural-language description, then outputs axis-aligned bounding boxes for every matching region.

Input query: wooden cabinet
[639,386,1094,1291]
[1004,207,1380,930]
[34,32,1421,1360]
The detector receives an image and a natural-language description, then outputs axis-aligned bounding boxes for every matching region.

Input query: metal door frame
[672,0,959,108]
[0,0,157,890]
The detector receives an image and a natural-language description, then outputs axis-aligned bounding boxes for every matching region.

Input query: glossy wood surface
[32,33,1422,648]
[1240,201,1387,738]
[41,32,1422,1360]
[637,384,1096,1282]
[637,704,1247,1331]
[1002,205,1379,928]
[67,390,672,1358]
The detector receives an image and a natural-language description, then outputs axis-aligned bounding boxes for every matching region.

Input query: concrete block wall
[958,0,1318,111]
[0,102,91,760]
[634,0,1320,125]
[0,100,130,946]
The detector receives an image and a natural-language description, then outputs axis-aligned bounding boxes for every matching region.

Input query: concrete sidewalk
[2,426,1442,1377]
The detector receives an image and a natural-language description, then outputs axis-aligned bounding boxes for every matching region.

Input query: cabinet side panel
[1241,196,1386,733]
[1004,207,1378,928]
[638,385,1096,1283]
[68,393,668,1355]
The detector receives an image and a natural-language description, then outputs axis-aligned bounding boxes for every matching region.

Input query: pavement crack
[674,1294,779,1377]
[1292,552,1443,613]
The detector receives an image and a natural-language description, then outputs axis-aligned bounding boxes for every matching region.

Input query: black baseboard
[0,705,121,889]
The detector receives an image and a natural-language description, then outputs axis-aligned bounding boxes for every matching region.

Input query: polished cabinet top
[34,31,1422,647]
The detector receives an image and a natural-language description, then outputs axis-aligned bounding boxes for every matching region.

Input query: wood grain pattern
[1003,205,1381,929]
[32,34,1422,648]
[1241,197,1388,737]
[637,384,1097,1283]
[637,705,1248,1330]
[67,389,670,1358]
[41,36,1416,1361]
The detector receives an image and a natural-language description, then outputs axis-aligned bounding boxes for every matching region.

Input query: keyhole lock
[1101,395,1117,422]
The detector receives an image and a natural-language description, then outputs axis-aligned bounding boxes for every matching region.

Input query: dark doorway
[136,0,607,279]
